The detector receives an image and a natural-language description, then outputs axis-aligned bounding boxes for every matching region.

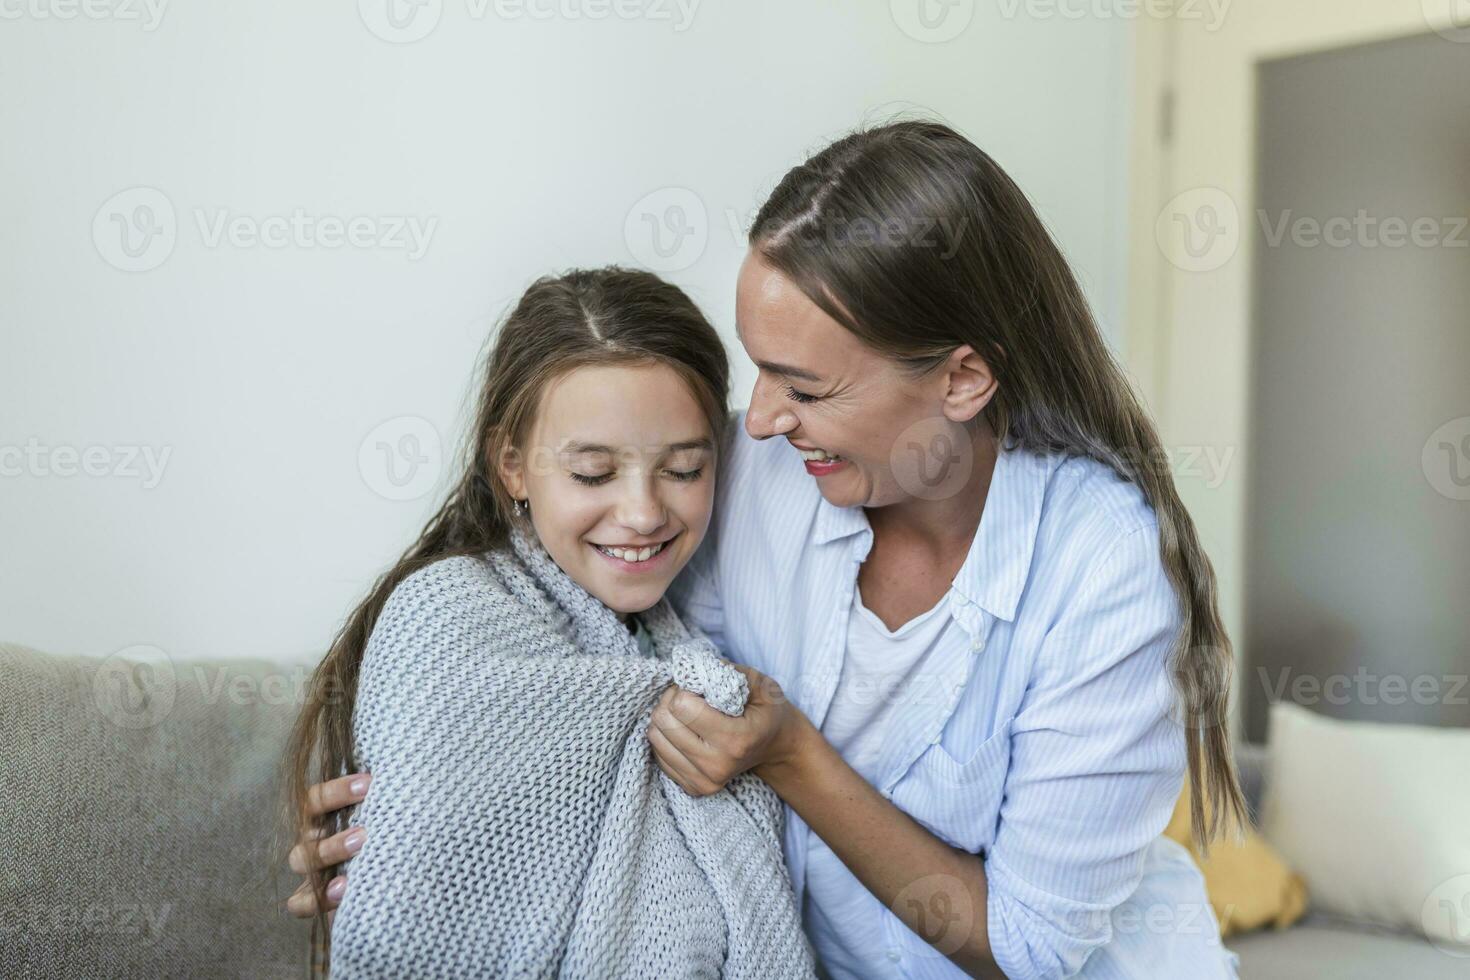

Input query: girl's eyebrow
[560,438,713,455]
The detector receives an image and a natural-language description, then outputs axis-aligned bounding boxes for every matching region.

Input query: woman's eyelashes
[781,382,820,404]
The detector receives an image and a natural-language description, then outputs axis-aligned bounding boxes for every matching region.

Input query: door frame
[1123,0,1464,734]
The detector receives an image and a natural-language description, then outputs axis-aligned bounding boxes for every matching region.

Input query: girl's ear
[940,345,998,423]
[494,443,527,501]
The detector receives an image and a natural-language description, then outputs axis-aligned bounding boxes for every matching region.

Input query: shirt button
[971,636,986,652]
[886,949,901,962]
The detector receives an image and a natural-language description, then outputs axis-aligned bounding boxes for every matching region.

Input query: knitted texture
[329,524,814,979]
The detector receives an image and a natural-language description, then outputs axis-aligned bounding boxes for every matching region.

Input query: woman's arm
[649,672,1007,979]
[285,773,370,918]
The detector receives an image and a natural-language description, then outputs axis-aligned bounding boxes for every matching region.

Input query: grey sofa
[1226,743,1464,978]
[3,642,1463,977]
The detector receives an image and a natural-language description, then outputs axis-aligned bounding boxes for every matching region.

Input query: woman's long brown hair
[750,119,1246,846]
[282,266,729,975]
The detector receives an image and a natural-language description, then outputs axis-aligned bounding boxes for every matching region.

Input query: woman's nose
[744,376,798,441]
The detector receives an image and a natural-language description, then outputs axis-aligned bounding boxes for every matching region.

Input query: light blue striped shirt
[668,417,1239,980]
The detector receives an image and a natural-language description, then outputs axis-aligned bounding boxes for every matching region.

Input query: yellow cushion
[1162,783,1309,937]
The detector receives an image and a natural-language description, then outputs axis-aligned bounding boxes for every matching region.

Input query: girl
[294,120,1246,980]
[283,267,814,977]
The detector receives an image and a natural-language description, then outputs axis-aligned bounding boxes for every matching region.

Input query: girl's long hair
[750,119,1246,845]
[282,267,729,974]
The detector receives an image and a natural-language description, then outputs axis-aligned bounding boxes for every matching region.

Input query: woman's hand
[648,664,814,796]
[284,773,371,919]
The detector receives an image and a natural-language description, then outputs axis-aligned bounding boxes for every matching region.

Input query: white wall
[0,1,1133,661]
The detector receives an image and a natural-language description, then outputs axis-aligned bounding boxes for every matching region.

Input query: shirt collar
[953,446,1055,622]
[811,445,1055,621]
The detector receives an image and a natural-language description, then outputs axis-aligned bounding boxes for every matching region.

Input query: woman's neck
[867,422,999,556]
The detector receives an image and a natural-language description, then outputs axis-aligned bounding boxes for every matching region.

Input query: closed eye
[781,382,819,404]
[664,467,704,482]
[569,472,613,486]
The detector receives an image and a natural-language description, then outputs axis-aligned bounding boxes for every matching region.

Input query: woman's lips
[802,457,848,477]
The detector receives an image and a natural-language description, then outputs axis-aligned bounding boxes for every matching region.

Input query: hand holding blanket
[329,526,815,979]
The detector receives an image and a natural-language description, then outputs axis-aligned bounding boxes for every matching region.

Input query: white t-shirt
[804,585,958,977]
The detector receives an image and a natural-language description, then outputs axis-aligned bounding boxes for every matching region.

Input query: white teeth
[597,541,664,563]
[799,448,841,462]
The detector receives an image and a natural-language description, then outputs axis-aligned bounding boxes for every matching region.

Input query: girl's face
[734,251,994,510]
[501,361,717,616]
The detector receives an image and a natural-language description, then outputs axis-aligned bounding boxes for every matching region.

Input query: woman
[291,121,1245,979]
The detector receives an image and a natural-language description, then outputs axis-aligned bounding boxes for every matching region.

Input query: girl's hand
[284,773,371,918]
[648,664,813,796]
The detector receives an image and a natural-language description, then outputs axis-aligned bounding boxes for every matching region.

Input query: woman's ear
[940,345,998,423]
[494,443,527,502]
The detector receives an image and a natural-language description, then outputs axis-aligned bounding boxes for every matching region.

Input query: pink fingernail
[349,775,369,795]
[343,830,365,854]
[326,877,346,901]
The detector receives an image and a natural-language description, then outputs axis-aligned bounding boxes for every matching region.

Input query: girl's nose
[616,483,668,536]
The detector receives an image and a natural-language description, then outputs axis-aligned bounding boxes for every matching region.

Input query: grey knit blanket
[329,525,815,979]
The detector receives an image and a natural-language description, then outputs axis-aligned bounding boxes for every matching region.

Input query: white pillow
[1262,701,1470,951]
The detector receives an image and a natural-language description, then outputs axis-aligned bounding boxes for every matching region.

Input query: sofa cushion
[1229,914,1469,980]
[0,643,308,977]
[1262,702,1470,949]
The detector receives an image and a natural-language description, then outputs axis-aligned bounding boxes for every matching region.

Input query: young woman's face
[503,361,717,615]
[735,251,966,509]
